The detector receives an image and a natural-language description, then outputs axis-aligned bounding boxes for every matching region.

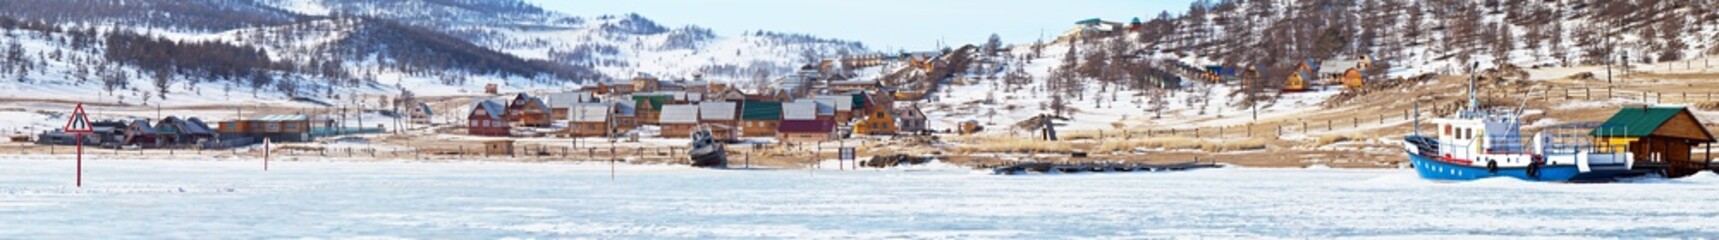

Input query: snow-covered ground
[3,157,1717,238]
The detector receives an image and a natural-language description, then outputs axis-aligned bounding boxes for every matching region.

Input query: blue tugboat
[1402,65,1633,182]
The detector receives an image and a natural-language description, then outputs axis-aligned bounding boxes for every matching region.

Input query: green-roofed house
[632,94,672,125]
[740,100,783,137]
[1589,106,1715,178]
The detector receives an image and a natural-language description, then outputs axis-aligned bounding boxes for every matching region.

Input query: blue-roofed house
[468,100,510,136]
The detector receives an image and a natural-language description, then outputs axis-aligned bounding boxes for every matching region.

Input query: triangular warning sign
[64,103,94,133]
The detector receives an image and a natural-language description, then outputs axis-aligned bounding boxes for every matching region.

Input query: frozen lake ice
[2,157,1718,239]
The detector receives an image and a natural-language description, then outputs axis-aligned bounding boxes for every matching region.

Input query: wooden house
[156,116,215,145]
[896,105,928,134]
[612,100,638,133]
[546,91,595,120]
[829,80,880,93]
[484,83,499,95]
[506,93,553,127]
[633,94,673,125]
[699,101,740,140]
[814,95,857,123]
[712,87,747,102]
[854,106,898,135]
[597,81,635,95]
[658,104,700,138]
[778,120,836,143]
[217,114,313,142]
[1284,59,1318,92]
[125,119,164,147]
[1319,60,1364,89]
[411,102,434,124]
[1591,106,1716,178]
[632,75,661,93]
[1059,18,1125,42]
[740,100,782,137]
[467,100,510,136]
[565,103,614,137]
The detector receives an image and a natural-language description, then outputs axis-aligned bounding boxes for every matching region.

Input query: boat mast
[1414,100,1420,137]
[1468,62,1479,111]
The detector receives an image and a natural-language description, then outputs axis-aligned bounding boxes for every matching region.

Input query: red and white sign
[64,103,93,133]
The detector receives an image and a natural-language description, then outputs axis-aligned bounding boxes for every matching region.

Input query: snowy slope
[254,0,870,84]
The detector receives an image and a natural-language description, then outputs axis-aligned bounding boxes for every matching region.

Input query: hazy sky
[526,0,1195,52]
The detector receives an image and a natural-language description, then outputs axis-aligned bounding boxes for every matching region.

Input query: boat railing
[1537,123,1628,155]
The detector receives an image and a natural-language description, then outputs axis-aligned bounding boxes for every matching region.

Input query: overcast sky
[526,0,1195,52]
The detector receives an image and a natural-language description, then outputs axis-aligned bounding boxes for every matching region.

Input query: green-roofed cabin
[740,100,783,137]
[1590,106,1716,178]
[633,95,671,125]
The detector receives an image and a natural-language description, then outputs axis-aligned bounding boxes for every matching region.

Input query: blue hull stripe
[1408,153,1622,182]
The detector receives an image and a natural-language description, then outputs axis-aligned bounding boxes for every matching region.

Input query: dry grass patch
[953,136,1072,154]
[1093,137,1269,152]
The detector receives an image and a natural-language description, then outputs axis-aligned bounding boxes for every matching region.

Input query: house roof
[633,94,672,110]
[699,101,738,121]
[155,117,181,134]
[569,103,612,123]
[659,104,700,124]
[611,99,637,116]
[183,117,215,134]
[417,103,434,116]
[546,91,594,107]
[1590,106,1714,141]
[528,97,551,113]
[1319,60,1361,75]
[779,120,835,133]
[782,101,818,120]
[129,119,156,133]
[472,100,506,120]
[741,100,783,121]
[829,80,877,86]
[254,115,309,121]
[814,95,854,111]
[896,105,926,120]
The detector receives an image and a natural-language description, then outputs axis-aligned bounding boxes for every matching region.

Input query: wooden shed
[1591,106,1716,178]
[483,140,515,156]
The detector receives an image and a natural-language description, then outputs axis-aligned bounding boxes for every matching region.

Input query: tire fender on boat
[1486,160,1498,174]
[1526,161,1542,179]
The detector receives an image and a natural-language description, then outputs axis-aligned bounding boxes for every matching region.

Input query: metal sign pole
[75,132,82,187]
[65,103,94,188]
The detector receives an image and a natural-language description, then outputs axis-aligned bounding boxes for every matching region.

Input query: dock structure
[990,161,1222,175]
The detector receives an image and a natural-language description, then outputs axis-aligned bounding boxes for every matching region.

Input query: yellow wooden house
[854,108,898,135]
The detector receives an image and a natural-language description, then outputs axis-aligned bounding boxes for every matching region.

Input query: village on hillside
[1,12,1717,176]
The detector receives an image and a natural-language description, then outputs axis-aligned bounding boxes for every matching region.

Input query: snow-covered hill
[0,0,869,106]
[1141,0,1719,76]
[256,0,869,83]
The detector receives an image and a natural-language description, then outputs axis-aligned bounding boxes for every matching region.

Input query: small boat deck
[989,161,1222,175]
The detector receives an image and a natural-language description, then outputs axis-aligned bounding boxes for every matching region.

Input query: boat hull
[1408,153,1623,182]
[689,146,726,168]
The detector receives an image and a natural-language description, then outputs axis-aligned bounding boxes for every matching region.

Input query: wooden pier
[990,160,1222,175]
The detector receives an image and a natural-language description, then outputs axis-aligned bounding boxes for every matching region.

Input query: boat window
[1444,125,1451,135]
